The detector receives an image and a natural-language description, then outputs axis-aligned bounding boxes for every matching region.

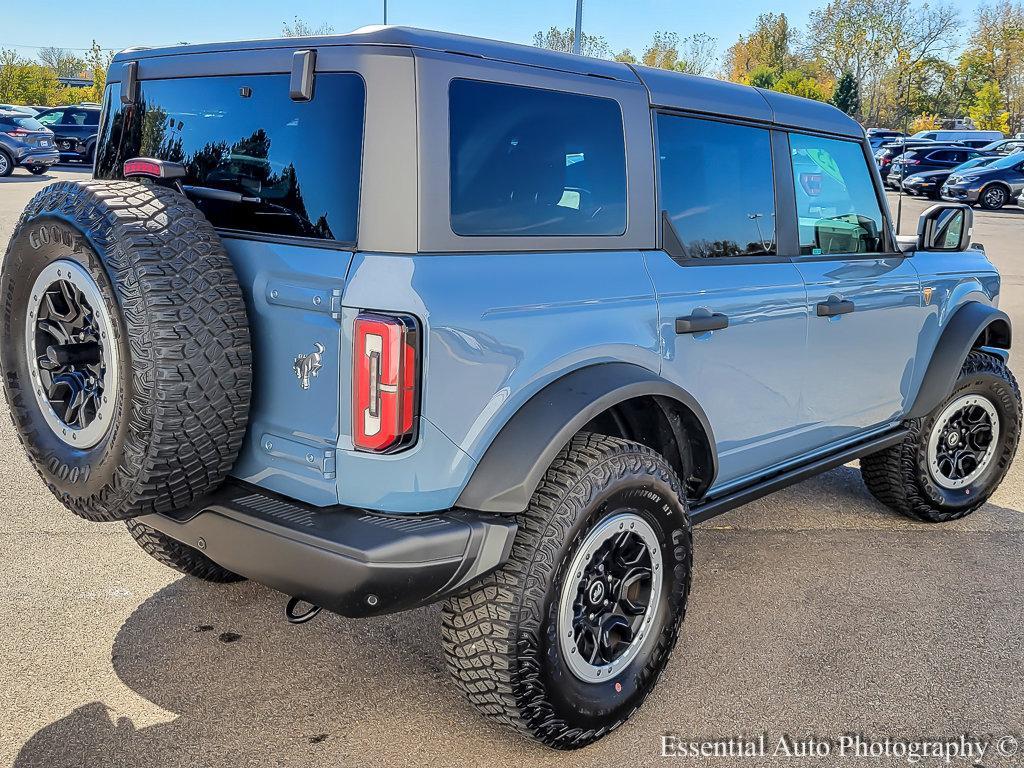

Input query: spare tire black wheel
[0,180,252,522]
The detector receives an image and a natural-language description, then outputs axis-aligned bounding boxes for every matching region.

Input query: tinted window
[63,109,94,126]
[0,115,44,130]
[790,133,885,256]
[449,79,626,236]
[657,114,776,259]
[96,74,365,242]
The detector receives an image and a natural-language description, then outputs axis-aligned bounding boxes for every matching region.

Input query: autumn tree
[723,12,799,82]
[960,2,1024,133]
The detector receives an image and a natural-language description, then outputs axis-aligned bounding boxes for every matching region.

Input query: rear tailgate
[93,65,366,507]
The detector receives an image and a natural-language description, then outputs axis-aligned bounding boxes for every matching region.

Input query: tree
[909,112,942,132]
[960,1,1024,133]
[774,70,831,101]
[724,13,799,82]
[831,72,861,115]
[37,47,85,79]
[673,33,718,76]
[532,26,611,59]
[282,16,335,37]
[83,41,114,103]
[748,65,778,89]
[970,80,1012,131]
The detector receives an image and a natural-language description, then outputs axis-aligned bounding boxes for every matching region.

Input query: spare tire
[0,180,252,522]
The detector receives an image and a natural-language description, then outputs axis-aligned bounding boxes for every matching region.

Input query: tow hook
[285,596,322,624]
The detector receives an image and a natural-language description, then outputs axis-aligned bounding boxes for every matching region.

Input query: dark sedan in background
[887,145,988,189]
[875,139,939,186]
[942,151,1024,209]
[35,104,101,164]
[902,155,1001,199]
[0,111,59,177]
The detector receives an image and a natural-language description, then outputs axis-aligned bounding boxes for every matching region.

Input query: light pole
[573,0,583,55]
[384,0,388,25]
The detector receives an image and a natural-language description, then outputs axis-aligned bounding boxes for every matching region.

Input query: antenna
[895,66,912,235]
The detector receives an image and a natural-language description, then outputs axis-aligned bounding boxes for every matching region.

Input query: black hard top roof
[112,26,864,139]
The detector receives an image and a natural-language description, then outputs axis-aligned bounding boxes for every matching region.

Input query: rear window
[0,115,44,130]
[448,79,627,237]
[96,73,365,243]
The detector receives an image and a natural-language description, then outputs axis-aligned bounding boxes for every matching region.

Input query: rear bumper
[138,481,517,618]
[13,147,59,166]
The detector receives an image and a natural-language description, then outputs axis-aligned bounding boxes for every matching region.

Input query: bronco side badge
[294,343,325,390]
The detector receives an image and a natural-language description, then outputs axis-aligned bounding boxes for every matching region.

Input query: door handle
[816,297,855,317]
[675,313,729,334]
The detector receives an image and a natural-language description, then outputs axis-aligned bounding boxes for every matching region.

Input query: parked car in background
[942,151,1024,209]
[902,155,1001,199]
[0,110,59,177]
[875,139,937,186]
[0,104,40,116]
[888,145,989,189]
[912,129,1004,146]
[34,104,101,163]
[867,128,906,150]
[978,138,1024,155]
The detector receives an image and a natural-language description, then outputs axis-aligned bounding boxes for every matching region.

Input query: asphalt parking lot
[1,166,1023,768]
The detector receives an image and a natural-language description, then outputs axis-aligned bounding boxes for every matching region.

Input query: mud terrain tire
[0,180,252,522]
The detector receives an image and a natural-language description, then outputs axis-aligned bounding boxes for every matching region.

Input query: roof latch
[289,50,317,101]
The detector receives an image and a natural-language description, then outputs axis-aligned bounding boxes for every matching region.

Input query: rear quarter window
[96,73,365,243]
[448,79,627,237]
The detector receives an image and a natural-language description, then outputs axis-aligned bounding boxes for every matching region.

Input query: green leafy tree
[969,80,1012,132]
[831,72,860,115]
[748,65,779,89]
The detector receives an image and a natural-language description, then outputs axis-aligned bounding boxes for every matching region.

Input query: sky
[4,0,987,65]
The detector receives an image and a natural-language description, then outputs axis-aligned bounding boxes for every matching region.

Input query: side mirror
[917,204,973,252]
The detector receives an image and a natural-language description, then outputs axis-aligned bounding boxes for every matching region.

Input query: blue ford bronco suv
[1,27,1019,749]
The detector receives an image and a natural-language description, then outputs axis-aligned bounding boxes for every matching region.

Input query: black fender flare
[906,301,1011,419]
[455,363,717,514]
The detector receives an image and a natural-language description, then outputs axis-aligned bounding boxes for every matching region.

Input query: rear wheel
[861,352,1021,522]
[125,519,244,582]
[442,433,692,749]
[0,150,13,177]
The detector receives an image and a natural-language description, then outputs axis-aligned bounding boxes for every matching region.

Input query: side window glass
[449,79,627,237]
[64,110,88,126]
[657,114,776,259]
[84,110,100,126]
[37,111,62,126]
[790,133,886,256]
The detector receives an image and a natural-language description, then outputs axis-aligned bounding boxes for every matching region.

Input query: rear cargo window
[448,79,627,237]
[95,73,364,243]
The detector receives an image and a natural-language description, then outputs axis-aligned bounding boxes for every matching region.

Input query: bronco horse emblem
[293,343,326,390]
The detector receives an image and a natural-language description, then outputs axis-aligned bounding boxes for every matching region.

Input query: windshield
[953,156,998,172]
[987,152,1024,170]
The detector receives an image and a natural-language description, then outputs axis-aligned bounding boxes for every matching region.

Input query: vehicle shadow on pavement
[12,465,1024,768]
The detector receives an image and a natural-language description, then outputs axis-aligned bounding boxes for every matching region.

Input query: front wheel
[980,184,1009,210]
[442,433,692,749]
[861,352,1021,522]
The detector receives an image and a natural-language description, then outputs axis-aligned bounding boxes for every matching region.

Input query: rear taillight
[3,128,29,138]
[352,312,420,453]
